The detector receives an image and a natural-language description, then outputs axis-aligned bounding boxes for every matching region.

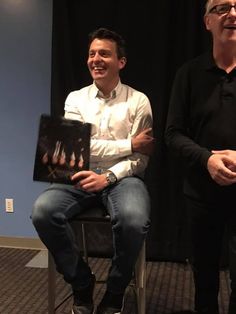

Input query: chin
[93,75,105,82]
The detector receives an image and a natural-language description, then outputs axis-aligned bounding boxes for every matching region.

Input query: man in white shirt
[32,28,154,314]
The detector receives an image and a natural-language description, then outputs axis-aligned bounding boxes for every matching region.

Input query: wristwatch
[105,171,117,185]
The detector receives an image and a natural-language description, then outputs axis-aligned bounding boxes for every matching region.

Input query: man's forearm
[131,128,155,156]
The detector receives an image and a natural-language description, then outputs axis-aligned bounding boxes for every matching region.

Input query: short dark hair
[88,28,127,59]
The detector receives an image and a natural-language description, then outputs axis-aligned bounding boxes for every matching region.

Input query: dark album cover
[33,114,91,184]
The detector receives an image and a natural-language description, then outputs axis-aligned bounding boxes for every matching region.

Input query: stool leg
[135,242,146,314]
[48,251,56,314]
[81,222,89,263]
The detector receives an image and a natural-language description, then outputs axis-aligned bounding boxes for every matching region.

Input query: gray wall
[0,0,52,237]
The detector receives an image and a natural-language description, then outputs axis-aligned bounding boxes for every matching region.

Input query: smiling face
[204,1,236,46]
[87,38,126,94]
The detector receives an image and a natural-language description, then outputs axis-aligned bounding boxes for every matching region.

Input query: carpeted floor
[0,247,230,314]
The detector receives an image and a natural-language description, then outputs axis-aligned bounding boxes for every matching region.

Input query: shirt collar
[91,80,122,100]
[204,50,236,74]
[204,50,218,71]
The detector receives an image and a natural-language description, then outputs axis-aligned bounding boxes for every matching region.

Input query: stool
[48,206,146,314]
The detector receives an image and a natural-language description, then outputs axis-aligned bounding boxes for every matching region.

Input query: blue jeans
[32,176,151,294]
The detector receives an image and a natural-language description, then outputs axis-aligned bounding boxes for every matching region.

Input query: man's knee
[31,196,53,228]
[120,210,150,236]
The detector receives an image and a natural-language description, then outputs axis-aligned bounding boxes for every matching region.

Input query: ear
[119,57,127,70]
[204,14,211,31]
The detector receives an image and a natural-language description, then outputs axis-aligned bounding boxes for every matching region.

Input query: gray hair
[205,0,215,15]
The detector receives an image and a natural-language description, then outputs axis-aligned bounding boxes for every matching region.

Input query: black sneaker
[194,306,219,314]
[96,305,122,314]
[72,304,94,314]
[96,291,124,314]
[72,274,96,314]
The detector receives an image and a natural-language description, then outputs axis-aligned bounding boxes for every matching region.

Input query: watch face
[106,172,117,184]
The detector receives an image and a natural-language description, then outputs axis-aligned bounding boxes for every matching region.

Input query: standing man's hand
[207,149,236,186]
[131,128,155,155]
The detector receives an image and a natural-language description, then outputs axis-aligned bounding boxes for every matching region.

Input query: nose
[92,52,102,62]
[228,5,236,15]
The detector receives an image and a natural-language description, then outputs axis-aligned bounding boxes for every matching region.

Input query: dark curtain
[51,0,212,261]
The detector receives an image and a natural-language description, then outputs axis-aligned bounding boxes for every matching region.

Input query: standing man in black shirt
[165,1,236,313]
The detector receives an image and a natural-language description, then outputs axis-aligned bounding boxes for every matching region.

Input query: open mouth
[224,25,236,29]
[93,66,104,70]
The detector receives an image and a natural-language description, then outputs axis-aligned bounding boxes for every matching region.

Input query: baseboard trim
[0,236,46,250]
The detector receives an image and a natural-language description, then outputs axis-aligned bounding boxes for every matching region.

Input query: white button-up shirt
[64,81,153,180]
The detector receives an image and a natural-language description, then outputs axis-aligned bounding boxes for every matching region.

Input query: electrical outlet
[5,198,14,213]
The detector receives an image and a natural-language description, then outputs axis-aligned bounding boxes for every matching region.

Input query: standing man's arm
[165,66,211,168]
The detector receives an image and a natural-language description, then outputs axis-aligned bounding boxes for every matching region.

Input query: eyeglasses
[209,3,236,15]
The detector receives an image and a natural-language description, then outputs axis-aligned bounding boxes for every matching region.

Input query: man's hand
[131,128,155,156]
[71,170,108,192]
[207,149,236,186]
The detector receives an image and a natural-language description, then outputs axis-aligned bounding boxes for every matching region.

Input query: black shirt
[165,51,236,203]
